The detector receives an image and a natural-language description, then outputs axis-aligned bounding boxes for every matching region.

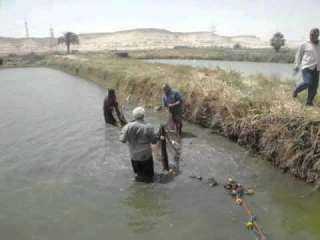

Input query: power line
[24,20,29,38]
[50,27,54,38]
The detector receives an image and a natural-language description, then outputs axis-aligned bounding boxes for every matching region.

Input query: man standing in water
[293,28,320,106]
[103,89,127,126]
[162,84,184,136]
[120,107,158,182]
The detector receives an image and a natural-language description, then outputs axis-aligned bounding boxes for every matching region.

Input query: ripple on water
[0,68,319,240]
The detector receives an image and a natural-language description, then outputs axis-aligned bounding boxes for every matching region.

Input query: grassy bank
[0,53,45,68]
[8,52,320,184]
[128,47,296,63]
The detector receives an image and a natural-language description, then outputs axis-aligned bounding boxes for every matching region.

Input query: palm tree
[58,32,79,54]
[270,32,285,52]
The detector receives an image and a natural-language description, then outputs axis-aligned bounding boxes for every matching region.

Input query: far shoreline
[1,46,296,64]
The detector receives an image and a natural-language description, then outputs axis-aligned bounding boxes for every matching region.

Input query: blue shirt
[162,89,183,106]
[162,89,183,116]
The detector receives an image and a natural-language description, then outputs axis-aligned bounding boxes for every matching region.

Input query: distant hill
[0,28,299,55]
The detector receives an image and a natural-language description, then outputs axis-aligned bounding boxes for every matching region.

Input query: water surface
[0,68,319,240]
[146,59,300,81]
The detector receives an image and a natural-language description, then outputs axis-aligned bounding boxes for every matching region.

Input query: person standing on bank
[293,28,320,106]
[162,84,184,136]
[120,107,159,182]
[103,89,127,126]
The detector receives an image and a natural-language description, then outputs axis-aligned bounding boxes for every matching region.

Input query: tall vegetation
[58,32,79,54]
[270,32,286,52]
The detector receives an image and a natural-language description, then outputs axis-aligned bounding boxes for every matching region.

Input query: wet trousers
[131,157,154,182]
[104,110,117,126]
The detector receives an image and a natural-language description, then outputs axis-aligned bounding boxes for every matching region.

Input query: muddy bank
[31,54,320,184]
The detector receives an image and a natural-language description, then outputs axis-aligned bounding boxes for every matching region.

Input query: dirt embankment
[31,54,320,184]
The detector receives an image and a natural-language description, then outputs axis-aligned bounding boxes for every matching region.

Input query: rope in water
[225,179,267,240]
[242,199,267,240]
[240,198,267,240]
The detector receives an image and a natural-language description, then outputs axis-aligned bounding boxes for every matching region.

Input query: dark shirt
[104,95,118,112]
[162,89,183,116]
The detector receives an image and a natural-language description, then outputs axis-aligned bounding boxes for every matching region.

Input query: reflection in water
[123,184,169,233]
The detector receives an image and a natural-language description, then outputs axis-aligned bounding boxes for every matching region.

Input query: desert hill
[0,28,297,55]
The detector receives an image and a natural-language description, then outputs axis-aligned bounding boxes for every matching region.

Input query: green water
[0,67,319,240]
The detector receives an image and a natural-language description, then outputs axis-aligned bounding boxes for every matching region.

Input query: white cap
[132,107,145,120]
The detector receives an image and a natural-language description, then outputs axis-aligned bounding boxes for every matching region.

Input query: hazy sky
[0,0,319,40]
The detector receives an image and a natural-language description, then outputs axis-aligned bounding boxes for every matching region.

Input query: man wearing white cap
[120,107,159,182]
